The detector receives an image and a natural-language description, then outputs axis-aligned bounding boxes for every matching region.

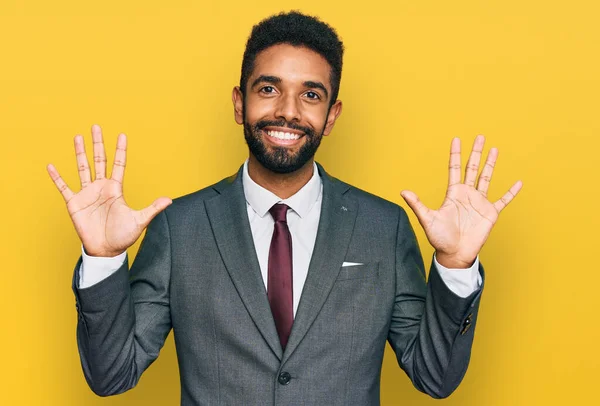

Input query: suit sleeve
[387,207,485,399]
[72,210,173,396]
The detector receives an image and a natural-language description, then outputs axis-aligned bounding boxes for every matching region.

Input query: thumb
[137,197,173,228]
[400,190,430,225]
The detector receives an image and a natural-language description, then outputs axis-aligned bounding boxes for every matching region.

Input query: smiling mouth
[265,129,303,140]
[260,127,306,147]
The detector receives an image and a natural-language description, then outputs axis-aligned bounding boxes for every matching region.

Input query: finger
[91,124,107,180]
[111,133,127,184]
[74,135,92,188]
[476,147,498,197]
[464,135,485,187]
[400,190,432,226]
[448,137,461,187]
[493,180,523,213]
[47,164,75,202]
[136,197,173,228]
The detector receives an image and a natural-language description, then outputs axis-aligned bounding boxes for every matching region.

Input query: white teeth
[267,130,300,140]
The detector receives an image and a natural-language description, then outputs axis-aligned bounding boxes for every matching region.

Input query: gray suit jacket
[73,163,484,405]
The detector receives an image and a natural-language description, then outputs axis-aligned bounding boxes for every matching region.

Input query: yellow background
[1,0,598,405]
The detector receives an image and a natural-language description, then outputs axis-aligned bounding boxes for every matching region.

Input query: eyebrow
[251,75,329,99]
[251,75,281,88]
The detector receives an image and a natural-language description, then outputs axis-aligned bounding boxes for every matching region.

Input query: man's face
[233,43,342,174]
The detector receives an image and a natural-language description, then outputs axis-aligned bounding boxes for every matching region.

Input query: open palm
[47,125,171,257]
[401,136,522,269]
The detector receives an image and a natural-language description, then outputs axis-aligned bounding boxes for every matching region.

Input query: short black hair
[240,11,344,106]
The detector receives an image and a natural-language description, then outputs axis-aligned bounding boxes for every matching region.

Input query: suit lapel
[205,167,283,360]
[282,164,358,364]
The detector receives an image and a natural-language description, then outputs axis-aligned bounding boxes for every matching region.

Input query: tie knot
[269,203,289,223]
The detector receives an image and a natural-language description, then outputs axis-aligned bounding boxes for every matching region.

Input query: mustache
[254,120,315,137]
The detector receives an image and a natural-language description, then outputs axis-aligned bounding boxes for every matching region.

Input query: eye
[260,86,276,94]
[304,91,321,100]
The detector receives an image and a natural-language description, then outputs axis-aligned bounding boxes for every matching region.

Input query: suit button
[278,372,291,385]
[460,313,473,335]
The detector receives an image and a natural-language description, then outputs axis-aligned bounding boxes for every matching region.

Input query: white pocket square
[342,262,364,267]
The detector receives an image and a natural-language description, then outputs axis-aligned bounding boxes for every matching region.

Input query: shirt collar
[242,160,322,219]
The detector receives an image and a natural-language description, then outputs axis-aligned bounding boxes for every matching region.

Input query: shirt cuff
[79,245,127,289]
[433,254,482,298]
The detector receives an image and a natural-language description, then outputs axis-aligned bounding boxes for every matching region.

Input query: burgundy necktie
[268,203,293,350]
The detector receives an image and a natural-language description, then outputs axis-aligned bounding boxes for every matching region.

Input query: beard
[244,118,325,174]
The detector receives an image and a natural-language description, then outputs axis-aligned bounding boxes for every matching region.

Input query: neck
[247,155,315,199]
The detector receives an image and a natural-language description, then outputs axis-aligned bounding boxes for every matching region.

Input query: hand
[47,125,172,257]
[400,136,522,269]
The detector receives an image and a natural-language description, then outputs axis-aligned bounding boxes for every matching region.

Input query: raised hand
[400,136,522,269]
[47,125,172,257]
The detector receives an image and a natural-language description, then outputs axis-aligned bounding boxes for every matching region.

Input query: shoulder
[329,176,419,247]
[326,173,407,221]
[163,171,239,217]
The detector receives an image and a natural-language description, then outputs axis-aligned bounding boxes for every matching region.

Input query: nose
[274,93,302,123]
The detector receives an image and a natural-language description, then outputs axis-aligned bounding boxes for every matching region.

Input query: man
[47,11,521,405]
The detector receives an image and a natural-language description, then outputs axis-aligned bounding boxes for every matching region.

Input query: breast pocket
[336,262,380,281]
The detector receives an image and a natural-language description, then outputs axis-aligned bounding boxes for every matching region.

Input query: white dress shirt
[80,161,482,315]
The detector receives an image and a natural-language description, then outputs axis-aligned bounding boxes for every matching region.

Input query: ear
[232,86,244,125]
[322,99,343,136]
